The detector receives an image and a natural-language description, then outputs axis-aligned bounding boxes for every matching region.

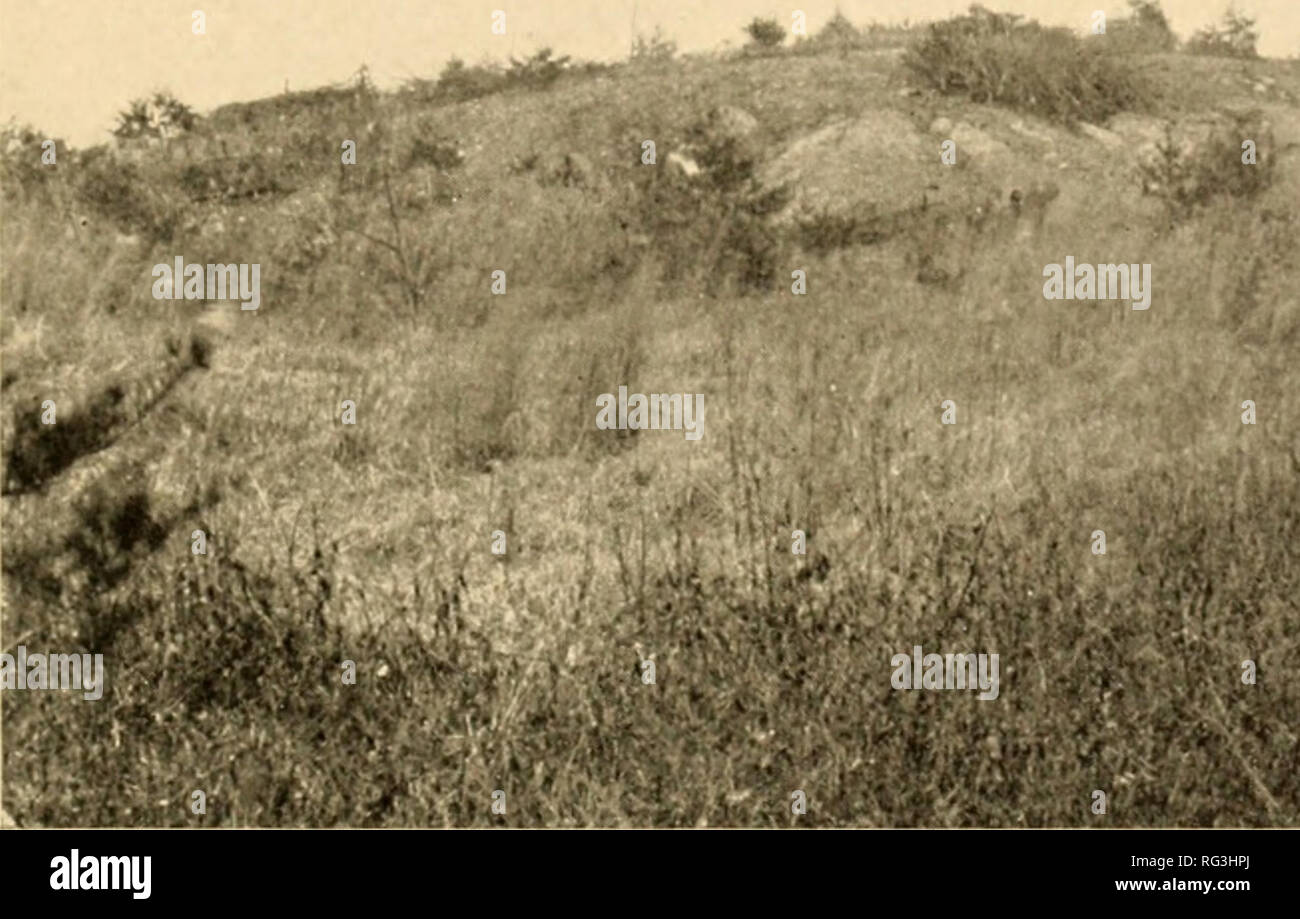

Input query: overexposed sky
[2,0,1297,148]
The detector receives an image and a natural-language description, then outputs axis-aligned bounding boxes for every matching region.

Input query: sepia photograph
[1,0,1297,863]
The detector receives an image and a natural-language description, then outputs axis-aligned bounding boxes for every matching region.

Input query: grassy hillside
[3,11,1299,827]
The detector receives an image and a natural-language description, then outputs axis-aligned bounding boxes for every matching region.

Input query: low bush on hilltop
[1106,0,1180,54]
[630,27,678,65]
[112,92,198,142]
[414,57,507,104]
[1186,4,1260,59]
[505,48,576,90]
[790,13,926,56]
[905,4,1151,125]
[413,48,604,105]
[744,16,787,52]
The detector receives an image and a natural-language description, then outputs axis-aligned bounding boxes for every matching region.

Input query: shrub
[629,130,790,294]
[1138,114,1275,222]
[1186,4,1259,59]
[789,10,865,56]
[818,10,861,47]
[73,146,180,242]
[505,48,572,90]
[744,16,786,50]
[176,153,285,203]
[1107,0,1179,53]
[793,17,924,56]
[112,91,198,141]
[434,57,506,103]
[904,4,1151,125]
[406,135,466,172]
[0,122,68,203]
[630,26,678,63]
[796,204,896,253]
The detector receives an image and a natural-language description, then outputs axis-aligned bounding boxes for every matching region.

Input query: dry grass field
[2,7,1298,827]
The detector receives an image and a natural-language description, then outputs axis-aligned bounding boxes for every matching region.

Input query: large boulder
[759,108,1069,233]
[946,120,1013,162]
[759,110,948,225]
